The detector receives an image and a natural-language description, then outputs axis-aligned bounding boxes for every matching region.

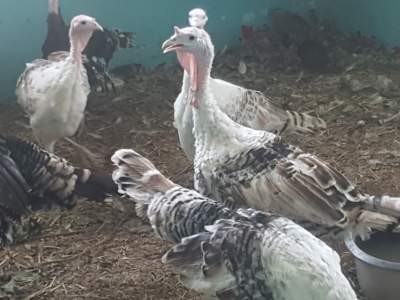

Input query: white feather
[262,218,357,300]
[16,57,89,149]
[16,15,100,152]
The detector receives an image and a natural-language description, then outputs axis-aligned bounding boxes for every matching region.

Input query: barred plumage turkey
[111,149,356,300]
[172,8,326,161]
[43,0,134,92]
[0,135,117,245]
[162,26,400,241]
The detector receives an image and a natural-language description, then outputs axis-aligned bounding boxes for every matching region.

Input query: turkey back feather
[213,80,326,136]
[0,135,117,245]
[111,147,357,299]
[205,134,400,238]
[42,11,69,59]
[163,218,274,300]
[164,214,358,300]
[147,187,237,243]
[2,135,116,208]
[0,146,30,219]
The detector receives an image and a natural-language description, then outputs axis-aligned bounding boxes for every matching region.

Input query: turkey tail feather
[0,153,30,218]
[2,135,115,208]
[111,149,176,202]
[364,195,400,218]
[0,135,117,244]
[283,110,326,135]
[114,30,135,49]
[240,89,326,135]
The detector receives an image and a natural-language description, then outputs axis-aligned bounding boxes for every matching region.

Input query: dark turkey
[42,0,134,93]
[0,135,117,245]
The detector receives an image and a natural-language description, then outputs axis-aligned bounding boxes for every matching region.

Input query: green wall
[0,0,272,101]
[317,0,400,47]
[1,0,399,101]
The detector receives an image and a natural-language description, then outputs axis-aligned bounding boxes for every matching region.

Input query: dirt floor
[1,35,400,299]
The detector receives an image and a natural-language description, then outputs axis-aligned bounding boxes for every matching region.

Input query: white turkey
[173,8,326,161]
[111,149,357,300]
[16,15,103,165]
[162,26,400,241]
[43,0,134,93]
[0,135,117,245]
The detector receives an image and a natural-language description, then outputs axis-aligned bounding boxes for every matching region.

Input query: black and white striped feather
[112,148,356,300]
[210,79,326,136]
[195,132,400,239]
[0,135,117,245]
[168,26,400,241]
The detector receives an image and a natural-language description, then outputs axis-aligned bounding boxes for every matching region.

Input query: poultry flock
[1,3,399,300]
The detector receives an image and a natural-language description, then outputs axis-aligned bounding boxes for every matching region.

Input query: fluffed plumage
[42,0,134,92]
[111,148,357,300]
[0,135,117,245]
[172,9,326,161]
[16,15,102,158]
[162,26,400,241]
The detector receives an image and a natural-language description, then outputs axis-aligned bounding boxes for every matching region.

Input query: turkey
[0,135,117,245]
[16,15,103,165]
[43,0,134,93]
[111,149,357,300]
[173,8,326,161]
[162,26,400,241]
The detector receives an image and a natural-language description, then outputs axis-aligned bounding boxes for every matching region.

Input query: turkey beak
[162,38,183,54]
[93,20,103,32]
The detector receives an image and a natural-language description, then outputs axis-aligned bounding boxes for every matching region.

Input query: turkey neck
[68,30,91,64]
[177,70,199,131]
[68,37,84,64]
[181,70,192,112]
[191,52,240,155]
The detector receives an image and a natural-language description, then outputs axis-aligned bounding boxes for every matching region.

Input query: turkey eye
[189,35,195,41]
[80,21,87,25]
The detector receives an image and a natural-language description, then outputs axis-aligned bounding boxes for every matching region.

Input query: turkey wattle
[0,135,117,245]
[162,26,400,240]
[42,0,134,93]
[16,15,102,165]
[111,149,357,300]
[172,8,326,161]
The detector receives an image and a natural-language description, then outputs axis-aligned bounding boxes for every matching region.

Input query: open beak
[162,38,184,54]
